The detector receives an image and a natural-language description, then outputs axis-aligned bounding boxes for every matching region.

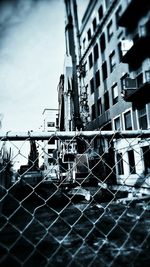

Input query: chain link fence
[0,130,150,267]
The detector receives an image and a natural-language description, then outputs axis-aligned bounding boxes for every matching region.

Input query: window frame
[87,28,91,41]
[136,104,149,130]
[97,98,102,116]
[95,70,100,88]
[102,61,108,81]
[107,19,113,42]
[128,149,136,174]
[116,152,124,175]
[89,53,93,69]
[122,108,133,130]
[109,50,116,73]
[112,83,118,105]
[91,103,96,120]
[113,115,121,131]
[90,77,94,94]
[94,43,99,62]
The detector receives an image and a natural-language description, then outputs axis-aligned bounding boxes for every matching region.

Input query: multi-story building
[79,0,150,186]
[42,108,58,172]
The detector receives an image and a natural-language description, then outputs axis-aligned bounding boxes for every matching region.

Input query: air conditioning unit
[124,77,137,89]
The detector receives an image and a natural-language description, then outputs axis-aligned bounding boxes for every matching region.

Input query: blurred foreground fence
[0,130,150,267]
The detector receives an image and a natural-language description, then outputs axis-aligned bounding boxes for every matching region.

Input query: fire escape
[118,0,150,104]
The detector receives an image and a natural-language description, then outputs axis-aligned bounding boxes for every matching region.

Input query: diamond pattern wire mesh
[0,131,150,267]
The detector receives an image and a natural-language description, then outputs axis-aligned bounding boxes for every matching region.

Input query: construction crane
[56,0,90,185]
[63,0,83,131]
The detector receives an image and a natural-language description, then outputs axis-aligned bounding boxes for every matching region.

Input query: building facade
[42,108,58,172]
[79,0,150,186]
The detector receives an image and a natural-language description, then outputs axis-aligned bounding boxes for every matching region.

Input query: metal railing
[0,130,150,267]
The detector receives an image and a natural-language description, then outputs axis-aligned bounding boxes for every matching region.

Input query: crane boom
[64,0,83,131]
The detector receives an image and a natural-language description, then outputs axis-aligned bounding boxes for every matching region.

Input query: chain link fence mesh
[0,131,150,267]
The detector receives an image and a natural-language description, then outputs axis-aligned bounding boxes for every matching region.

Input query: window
[128,150,136,174]
[107,20,113,41]
[98,5,103,20]
[102,61,108,81]
[48,138,55,145]
[124,110,132,130]
[93,18,97,32]
[48,148,54,154]
[116,152,124,175]
[115,5,122,29]
[48,158,53,164]
[83,38,86,50]
[109,50,116,73]
[145,70,150,82]
[137,104,147,129]
[112,83,118,105]
[100,32,106,53]
[142,146,150,174]
[94,43,99,62]
[87,28,91,41]
[89,53,93,69]
[114,116,121,130]
[91,104,96,120]
[56,117,59,128]
[97,98,102,116]
[47,122,55,127]
[118,42,122,62]
[90,77,94,94]
[121,73,128,92]
[95,70,100,88]
[104,91,109,111]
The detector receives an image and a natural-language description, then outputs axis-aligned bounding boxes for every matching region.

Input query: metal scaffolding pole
[0,130,150,141]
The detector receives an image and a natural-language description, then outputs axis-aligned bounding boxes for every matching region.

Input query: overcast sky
[0,0,88,132]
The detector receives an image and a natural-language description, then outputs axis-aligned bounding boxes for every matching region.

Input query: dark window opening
[48,149,54,154]
[48,138,55,145]
[102,61,108,81]
[91,104,96,120]
[109,50,116,73]
[116,152,124,175]
[98,5,103,20]
[115,5,122,29]
[124,110,132,130]
[90,77,94,94]
[104,91,110,111]
[94,43,99,62]
[47,122,55,127]
[128,150,136,174]
[142,146,150,174]
[97,98,102,116]
[107,20,113,41]
[89,53,93,69]
[137,104,147,130]
[121,73,128,92]
[93,18,97,32]
[87,28,91,41]
[83,38,86,50]
[118,42,122,62]
[114,117,121,130]
[112,83,118,105]
[48,158,54,164]
[100,32,106,53]
[95,70,100,88]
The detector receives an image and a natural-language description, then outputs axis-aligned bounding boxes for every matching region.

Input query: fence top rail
[0,130,150,141]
